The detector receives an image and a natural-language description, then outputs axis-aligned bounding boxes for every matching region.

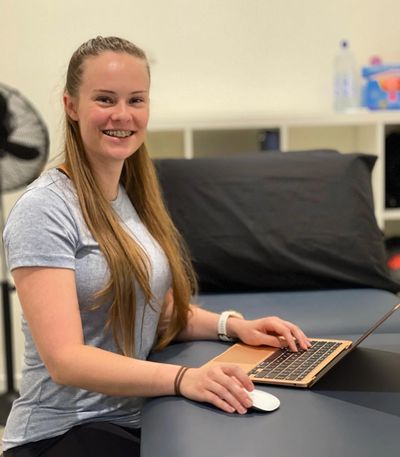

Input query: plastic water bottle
[333,40,359,111]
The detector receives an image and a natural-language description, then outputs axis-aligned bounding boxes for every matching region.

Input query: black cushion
[156,151,400,294]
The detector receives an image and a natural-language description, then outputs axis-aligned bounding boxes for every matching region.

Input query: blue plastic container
[362,64,400,110]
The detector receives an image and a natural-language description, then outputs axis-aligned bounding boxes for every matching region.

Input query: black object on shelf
[385,132,400,208]
[259,130,280,152]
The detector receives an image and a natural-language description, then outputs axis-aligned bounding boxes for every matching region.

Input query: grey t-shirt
[2,168,171,451]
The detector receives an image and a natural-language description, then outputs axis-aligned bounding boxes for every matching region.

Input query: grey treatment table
[141,289,400,457]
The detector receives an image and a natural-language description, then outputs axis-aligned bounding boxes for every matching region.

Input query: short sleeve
[3,187,79,271]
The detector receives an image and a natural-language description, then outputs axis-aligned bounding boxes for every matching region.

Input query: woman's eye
[130,97,145,105]
[96,96,113,104]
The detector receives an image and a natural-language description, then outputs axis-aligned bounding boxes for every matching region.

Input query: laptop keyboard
[248,340,341,382]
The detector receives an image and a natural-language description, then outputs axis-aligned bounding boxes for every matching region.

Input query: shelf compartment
[146,130,185,158]
[285,125,378,154]
[192,128,280,157]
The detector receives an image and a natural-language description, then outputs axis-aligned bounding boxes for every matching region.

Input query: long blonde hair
[63,36,196,356]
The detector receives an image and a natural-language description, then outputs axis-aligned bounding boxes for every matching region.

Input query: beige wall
[1,0,400,386]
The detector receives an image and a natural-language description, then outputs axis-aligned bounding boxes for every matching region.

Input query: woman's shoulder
[4,168,79,235]
[10,168,76,213]
[24,167,75,200]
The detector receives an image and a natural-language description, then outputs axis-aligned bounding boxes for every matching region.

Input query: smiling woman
[2,36,310,457]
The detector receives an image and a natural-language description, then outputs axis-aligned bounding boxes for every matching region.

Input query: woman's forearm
[176,304,230,341]
[49,343,181,397]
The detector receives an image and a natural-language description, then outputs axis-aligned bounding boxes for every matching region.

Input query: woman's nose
[111,102,130,122]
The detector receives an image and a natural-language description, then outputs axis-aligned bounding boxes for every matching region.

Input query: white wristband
[217,310,244,342]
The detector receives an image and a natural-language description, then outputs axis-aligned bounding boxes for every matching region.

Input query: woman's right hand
[178,363,254,414]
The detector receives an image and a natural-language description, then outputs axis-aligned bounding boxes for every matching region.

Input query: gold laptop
[207,303,400,388]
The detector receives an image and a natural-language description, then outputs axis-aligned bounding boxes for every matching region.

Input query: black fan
[0,82,49,424]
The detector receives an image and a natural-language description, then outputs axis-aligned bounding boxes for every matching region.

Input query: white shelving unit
[147,111,400,232]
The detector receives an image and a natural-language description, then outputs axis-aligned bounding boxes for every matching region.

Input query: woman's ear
[63,92,79,121]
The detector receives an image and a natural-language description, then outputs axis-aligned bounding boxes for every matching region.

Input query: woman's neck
[95,170,120,201]
[59,161,122,201]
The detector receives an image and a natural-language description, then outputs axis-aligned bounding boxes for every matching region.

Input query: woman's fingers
[247,316,311,352]
[208,365,254,413]
[205,390,236,413]
[282,320,311,350]
[180,364,254,414]
[255,317,298,351]
[208,379,249,414]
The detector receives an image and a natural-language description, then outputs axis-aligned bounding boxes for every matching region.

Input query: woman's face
[64,51,150,169]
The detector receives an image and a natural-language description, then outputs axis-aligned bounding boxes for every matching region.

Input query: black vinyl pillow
[156,151,400,293]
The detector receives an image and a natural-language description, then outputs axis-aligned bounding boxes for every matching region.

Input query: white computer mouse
[245,389,280,412]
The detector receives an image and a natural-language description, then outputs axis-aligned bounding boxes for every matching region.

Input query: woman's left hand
[228,316,311,352]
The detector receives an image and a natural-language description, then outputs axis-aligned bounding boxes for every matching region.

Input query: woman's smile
[102,129,135,138]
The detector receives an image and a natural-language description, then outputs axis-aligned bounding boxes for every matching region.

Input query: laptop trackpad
[208,344,276,372]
